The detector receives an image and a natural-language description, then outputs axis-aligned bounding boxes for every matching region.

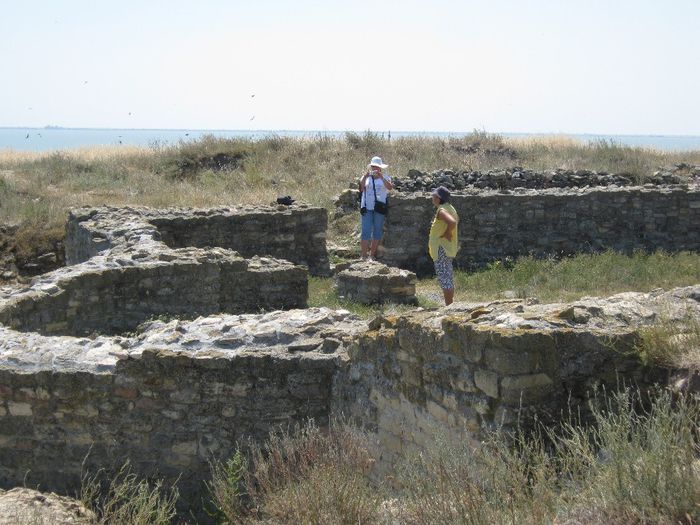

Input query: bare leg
[443,288,454,306]
[370,239,380,259]
[360,240,369,259]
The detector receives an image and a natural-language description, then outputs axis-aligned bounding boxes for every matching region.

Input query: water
[2,127,700,153]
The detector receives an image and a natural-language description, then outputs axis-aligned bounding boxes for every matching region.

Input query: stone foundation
[332,286,700,472]
[378,185,700,275]
[65,205,331,276]
[0,308,366,520]
[0,248,307,336]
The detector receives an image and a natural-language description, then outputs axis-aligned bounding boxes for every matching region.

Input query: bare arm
[381,174,393,190]
[437,208,457,241]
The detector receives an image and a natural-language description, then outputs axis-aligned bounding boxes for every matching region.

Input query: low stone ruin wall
[0,308,366,520]
[1,285,698,518]
[332,286,700,473]
[65,205,331,276]
[379,185,700,275]
[393,164,700,192]
[0,249,306,337]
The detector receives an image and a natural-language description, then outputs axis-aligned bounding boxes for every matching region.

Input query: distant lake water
[2,128,700,153]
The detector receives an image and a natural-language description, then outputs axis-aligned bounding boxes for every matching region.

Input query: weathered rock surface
[0,307,366,520]
[378,185,700,275]
[0,247,307,336]
[65,204,330,276]
[0,488,95,525]
[335,261,417,305]
[333,285,700,472]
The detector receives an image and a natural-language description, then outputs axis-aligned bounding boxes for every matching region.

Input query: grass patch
[395,388,700,525]
[208,420,381,524]
[207,389,699,525]
[307,251,700,316]
[450,250,700,303]
[635,313,700,370]
[80,461,178,525]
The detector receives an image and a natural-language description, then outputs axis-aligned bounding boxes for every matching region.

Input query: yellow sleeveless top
[429,203,459,260]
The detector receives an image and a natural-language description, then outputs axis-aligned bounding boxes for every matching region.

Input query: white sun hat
[369,156,388,169]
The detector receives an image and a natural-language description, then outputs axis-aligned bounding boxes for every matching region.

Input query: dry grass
[394,388,700,525]
[635,313,700,370]
[1,133,699,256]
[79,461,178,525]
[208,420,381,524]
[206,390,699,525]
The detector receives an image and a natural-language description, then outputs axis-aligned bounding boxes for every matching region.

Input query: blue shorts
[361,210,385,241]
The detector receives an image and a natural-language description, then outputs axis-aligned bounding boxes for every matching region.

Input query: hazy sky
[2,0,699,134]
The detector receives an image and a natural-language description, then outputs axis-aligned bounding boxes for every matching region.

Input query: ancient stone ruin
[66,204,331,276]
[333,286,700,473]
[335,261,417,305]
[336,173,700,275]
[0,192,698,520]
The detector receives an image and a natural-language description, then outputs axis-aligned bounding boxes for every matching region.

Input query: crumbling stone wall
[332,286,699,472]
[65,205,331,276]
[0,249,306,336]
[0,308,365,520]
[379,186,700,275]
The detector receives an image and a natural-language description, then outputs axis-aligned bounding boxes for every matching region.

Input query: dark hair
[438,197,446,205]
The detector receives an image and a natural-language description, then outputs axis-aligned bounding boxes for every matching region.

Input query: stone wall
[393,164,700,192]
[379,185,700,275]
[332,286,699,472]
[65,205,331,276]
[0,249,306,337]
[0,308,366,521]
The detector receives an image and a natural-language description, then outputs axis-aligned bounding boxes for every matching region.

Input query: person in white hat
[358,156,393,260]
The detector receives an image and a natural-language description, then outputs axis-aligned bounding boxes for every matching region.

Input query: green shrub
[394,389,700,525]
[80,461,178,525]
[208,420,381,524]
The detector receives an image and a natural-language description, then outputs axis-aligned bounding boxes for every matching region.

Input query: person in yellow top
[429,186,459,305]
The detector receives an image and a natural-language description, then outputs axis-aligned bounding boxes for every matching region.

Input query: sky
[1,0,699,135]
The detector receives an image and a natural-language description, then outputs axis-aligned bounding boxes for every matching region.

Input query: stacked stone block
[0,250,306,337]
[335,261,417,305]
[0,308,366,520]
[66,204,331,276]
[332,286,699,471]
[379,186,700,275]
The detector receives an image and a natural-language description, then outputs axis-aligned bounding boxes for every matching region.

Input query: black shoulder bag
[371,175,389,215]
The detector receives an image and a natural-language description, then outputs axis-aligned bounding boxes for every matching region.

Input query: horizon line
[1,126,700,138]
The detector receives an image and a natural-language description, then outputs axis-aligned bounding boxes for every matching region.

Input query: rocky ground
[0,488,95,525]
[390,163,700,193]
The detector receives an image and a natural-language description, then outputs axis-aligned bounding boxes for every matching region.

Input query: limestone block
[336,261,417,305]
[500,373,554,405]
[482,330,556,375]
[7,402,32,417]
[474,368,500,398]
[426,400,449,423]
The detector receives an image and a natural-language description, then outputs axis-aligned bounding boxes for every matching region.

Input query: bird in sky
[250,116,255,121]
[25,134,29,139]
[251,94,255,98]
